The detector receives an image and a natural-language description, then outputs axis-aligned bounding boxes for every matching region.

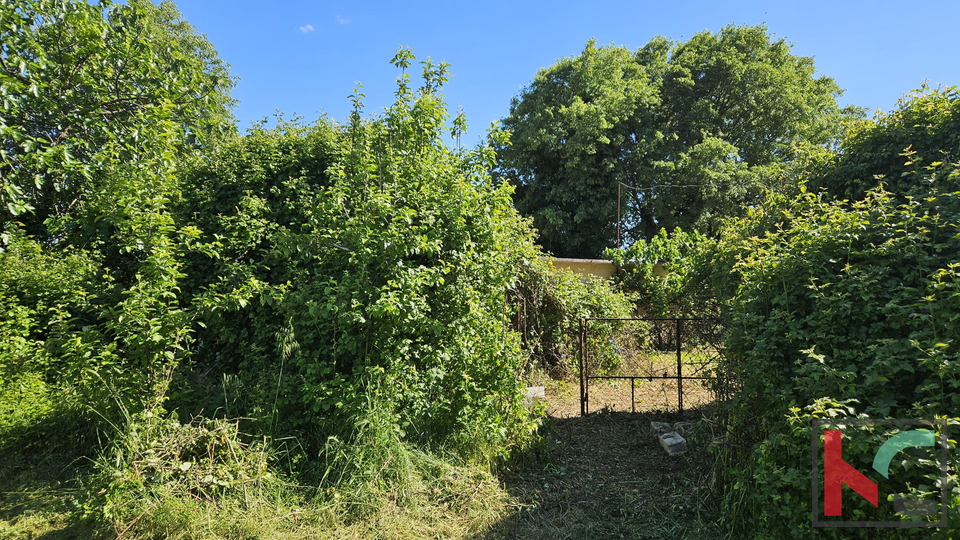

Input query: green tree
[495,25,851,257]
[0,0,235,240]
[494,40,658,258]
[0,0,236,409]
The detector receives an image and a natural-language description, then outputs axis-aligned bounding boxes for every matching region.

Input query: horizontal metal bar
[587,375,716,381]
[583,317,699,322]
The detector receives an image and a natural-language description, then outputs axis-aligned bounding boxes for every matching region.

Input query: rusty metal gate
[578,317,722,416]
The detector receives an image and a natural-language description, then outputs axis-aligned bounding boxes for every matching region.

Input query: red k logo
[822,430,878,516]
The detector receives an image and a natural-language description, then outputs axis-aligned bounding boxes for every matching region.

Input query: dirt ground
[543,377,715,418]
[481,380,722,540]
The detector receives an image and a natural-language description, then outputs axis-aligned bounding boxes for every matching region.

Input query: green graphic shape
[872,429,935,479]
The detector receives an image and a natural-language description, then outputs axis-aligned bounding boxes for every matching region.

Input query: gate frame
[579,317,716,416]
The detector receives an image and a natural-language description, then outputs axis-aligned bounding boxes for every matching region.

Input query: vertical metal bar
[584,320,590,415]
[677,319,683,413]
[631,377,635,413]
[579,318,586,416]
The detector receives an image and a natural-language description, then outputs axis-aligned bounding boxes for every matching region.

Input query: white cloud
[335,15,350,25]
[299,24,314,33]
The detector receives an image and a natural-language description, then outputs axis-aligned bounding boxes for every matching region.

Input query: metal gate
[578,317,721,416]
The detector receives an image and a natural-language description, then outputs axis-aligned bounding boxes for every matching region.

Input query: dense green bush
[710,180,960,537]
[510,258,635,377]
[706,86,960,538]
[605,227,715,318]
[172,53,541,475]
[0,228,116,396]
[812,85,960,201]
[2,4,553,526]
[0,0,233,417]
[0,2,569,535]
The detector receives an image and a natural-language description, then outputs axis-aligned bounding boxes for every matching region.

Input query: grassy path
[481,384,721,539]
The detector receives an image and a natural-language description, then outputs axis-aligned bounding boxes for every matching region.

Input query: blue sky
[172,0,960,143]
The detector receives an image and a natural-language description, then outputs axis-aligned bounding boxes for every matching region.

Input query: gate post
[579,318,586,416]
[676,318,683,413]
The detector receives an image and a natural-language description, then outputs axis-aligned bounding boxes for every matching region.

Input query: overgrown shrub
[174,52,541,477]
[0,0,230,420]
[2,3,543,535]
[605,227,716,319]
[510,258,636,377]
[812,85,960,201]
[0,229,99,383]
[710,181,960,537]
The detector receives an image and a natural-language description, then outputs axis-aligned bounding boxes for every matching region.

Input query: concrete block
[523,386,545,406]
[659,431,688,456]
[650,421,673,435]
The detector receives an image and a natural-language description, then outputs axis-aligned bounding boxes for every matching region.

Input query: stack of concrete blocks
[650,421,696,456]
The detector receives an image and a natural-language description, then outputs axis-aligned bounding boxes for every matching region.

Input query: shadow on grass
[0,405,105,539]
[479,409,722,540]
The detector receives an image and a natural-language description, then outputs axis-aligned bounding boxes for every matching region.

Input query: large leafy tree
[495,25,851,257]
[0,0,235,240]
[493,41,658,258]
[0,0,235,408]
